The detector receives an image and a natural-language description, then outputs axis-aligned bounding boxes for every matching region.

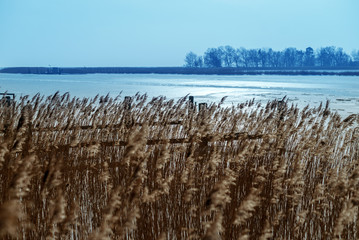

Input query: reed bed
[0,92,359,239]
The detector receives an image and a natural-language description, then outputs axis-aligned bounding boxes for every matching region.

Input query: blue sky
[0,0,358,67]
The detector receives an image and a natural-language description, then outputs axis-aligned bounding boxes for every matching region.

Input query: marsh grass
[1,93,359,239]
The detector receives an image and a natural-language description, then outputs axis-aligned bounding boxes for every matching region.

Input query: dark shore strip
[1,67,359,76]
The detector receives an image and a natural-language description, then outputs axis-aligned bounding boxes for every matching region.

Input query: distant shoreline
[1,67,359,76]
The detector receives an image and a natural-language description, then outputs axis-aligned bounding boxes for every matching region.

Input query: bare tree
[351,50,359,62]
[221,46,236,67]
[184,45,353,68]
[304,47,315,67]
[317,46,336,67]
[204,48,223,68]
[334,48,350,66]
[184,52,203,68]
[233,48,244,67]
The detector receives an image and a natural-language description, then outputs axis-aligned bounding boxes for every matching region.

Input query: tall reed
[0,93,358,239]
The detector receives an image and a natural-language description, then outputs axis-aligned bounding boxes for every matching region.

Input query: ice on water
[1,73,359,117]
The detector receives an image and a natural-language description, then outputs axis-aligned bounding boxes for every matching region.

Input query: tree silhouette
[184,52,203,68]
[204,48,222,68]
[304,47,315,67]
[185,45,354,68]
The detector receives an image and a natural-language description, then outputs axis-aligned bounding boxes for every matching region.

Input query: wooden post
[5,96,11,106]
[199,103,207,111]
[124,96,132,110]
[189,96,194,104]
[189,96,194,109]
[0,93,15,107]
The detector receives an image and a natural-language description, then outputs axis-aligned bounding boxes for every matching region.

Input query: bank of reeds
[1,92,359,239]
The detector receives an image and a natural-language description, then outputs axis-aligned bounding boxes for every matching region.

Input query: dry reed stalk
[233,166,267,226]
[59,198,79,238]
[0,143,9,169]
[258,218,272,240]
[1,93,359,239]
[0,200,23,238]
[0,155,36,238]
[46,190,67,239]
[203,212,224,240]
[90,125,148,239]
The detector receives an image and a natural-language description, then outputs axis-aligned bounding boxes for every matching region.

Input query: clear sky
[0,0,358,67]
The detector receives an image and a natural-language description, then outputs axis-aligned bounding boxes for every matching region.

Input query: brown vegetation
[1,92,359,239]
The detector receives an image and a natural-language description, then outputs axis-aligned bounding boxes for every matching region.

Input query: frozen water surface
[1,73,359,117]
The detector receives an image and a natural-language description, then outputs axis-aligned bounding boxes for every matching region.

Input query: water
[1,73,359,116]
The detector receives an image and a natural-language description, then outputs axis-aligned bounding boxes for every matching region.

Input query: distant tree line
[185,46,359,68]
[1,67,359,76]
